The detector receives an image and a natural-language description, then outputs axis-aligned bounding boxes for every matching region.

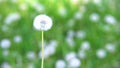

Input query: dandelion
[76,30,86,39]
[0,39,11,49]
[33,14,53,68]
[105,43,115,53]
[4,13,21,25]
[65,52,76,61]
[81,41,90,50]
[104,15,116,24]
[74,11,82,20]
[13,35,22,43]
[89,13,99,22]
[78,50,86,59]
[96,49,106,58]
[1,62,11,68]
[26,51,36,60]
[68,58,81,68]
[56,60,66,68]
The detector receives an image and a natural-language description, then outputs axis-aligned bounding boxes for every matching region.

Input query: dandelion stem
[41,31,44,68]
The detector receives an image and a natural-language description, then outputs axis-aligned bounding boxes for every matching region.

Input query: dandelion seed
[4,13,21,25]
[105,43,115,53]
[81,41,90,50]
[96,49,106,58]
[14,35,22,43]
[56,60,66,68]
[105,15,116,24]
[68,58,81,68]
[33,14,53,31]
[90,13,99,22]
[0,39,11,49]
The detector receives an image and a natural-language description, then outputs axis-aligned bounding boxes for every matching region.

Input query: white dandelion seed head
[65,52,76,61]
[0,39,11,49]
[81,41,90,50]
[14,35,22,43]
[1,62,11,68]
[26,51,36,60]
[76,30,86,39]
[104,15,116,24]
[105,43,115,53]
[33,14,53,31]
[78,50,86,59]
[68,58,81,68]
[56,60,66,68]
[96,49,106,58]
[74,11,82,20]
[4,13,21,25]
[90,13,99,22]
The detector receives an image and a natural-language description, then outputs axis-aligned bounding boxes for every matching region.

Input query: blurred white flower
[27,51,36,60]
[19,3,27,11]
[56,60,66,68]
[105,43,115,53]
[1,62,11,68]
[65,52,76,61]
[76,30,86,39]
[74,11,82,20]
[68,58,81,68]
[14,35,22,43]
[4,13,21,24]
[90,13,99,22]
[58,7,67,17]
[32,2,45,12]
[39,44,56,59]
[67,30,75,38]
[78,50,86,59]
[2,50,9,56]
[66,37,75,47]
[0,39,11,49]
[49,40,58,47]
[104,15,116,24]
[81,41,90,50]
[33,14,53,31]
[96,49,106,58]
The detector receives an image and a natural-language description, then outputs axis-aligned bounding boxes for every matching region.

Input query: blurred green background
[0,0,120,68]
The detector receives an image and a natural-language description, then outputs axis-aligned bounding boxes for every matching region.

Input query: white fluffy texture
[14,35,22,43]
[74,11,82,20]
[78,50,86,59]
[66,30,75,47]
[56,60,66,68]
[68,58,81,68]
[27,52,36,60]
[1,62,11,68]
[0,39,11,49]
[90,13,99,22]
[96,49,106,58]
[76,31,86,39]
[65,52,76,61]
[4,13,21,24]
[105,44,115,52]
[81,41,90,50]
[2,50,9,57]
[38,44,56,59]
[105,15,116,24]
[33,14,53,31]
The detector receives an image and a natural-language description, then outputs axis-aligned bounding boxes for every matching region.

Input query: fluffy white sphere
[33,14,53,31]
